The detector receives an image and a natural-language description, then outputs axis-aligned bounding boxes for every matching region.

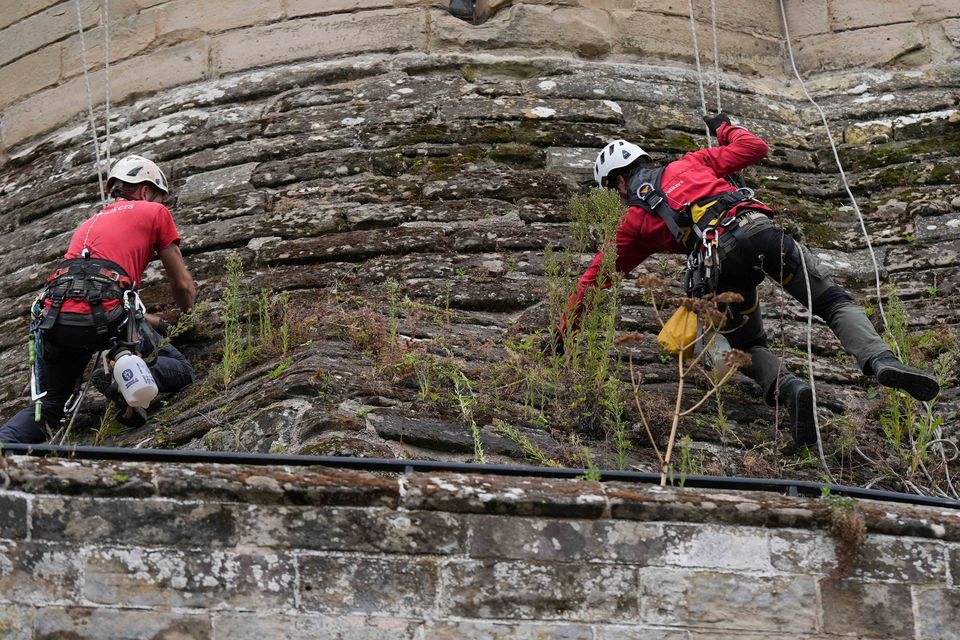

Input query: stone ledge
[3,457,959,540]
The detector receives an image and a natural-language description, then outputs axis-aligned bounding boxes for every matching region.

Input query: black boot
[868,352,940,402]
[778,377,817,448]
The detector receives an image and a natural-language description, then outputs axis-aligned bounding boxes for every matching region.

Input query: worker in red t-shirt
[553,114,939,448]
[0,155,197,444]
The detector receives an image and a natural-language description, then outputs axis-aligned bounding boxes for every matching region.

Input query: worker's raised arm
[696,114,769,178]
[159,243,196,312]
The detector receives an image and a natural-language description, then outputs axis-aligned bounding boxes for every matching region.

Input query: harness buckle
[637,183,664,209]
[736,186,755,200]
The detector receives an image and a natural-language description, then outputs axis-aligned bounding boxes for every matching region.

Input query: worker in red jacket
[556,113,939,447]
[0,155,197,444]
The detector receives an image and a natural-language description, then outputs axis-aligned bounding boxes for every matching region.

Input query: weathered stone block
[0,540,81,605]
[432,5,613,59]
[0,457,157,498]
[255,226,449,265]
[820,579,914,638]
[0,604,33,640]
[0,0,61,31]
[402,473,607,518]
[914,587,960,640]
[772,530,947,583]
[60,11,158,79]
[151,463,399,507]
[0,494,28,540]
[640,568,817,632]
[157,0,284,38]
[615,12,783,76]
[782,0,829,38]
[31,496,238,547]
[606,484,826,530]
[595,626,690,640]
[212,9,427,75]
[238,505,465,554]
[2,39,209,148]
[794,23,928,73]
[0,0,98,67]
[468,514,667,564]
[287,0,396,17]
[0,44,60,109]
[661,524,774,572]
[368,410,561,459]
[213,613,421,639]
[178,162,259,205]
[34,607,212,639]
[298,554,438,616]
[946,18,960,48]
[441,559,638,621]
[913,210,960,243]
[426,619,595,639]
[845,121,894,144]
[830,0,959,31]
[83,547,296,609]
[950,544,960,587]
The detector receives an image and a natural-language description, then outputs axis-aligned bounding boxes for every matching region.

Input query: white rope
[102,0,112,169]
[797,247,834,483]
[709,0,722,113]
[74,0,107,205]
[778,0,892,342]
[686,0,714,146]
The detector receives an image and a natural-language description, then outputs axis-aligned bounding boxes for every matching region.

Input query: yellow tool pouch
[657,306,698,359]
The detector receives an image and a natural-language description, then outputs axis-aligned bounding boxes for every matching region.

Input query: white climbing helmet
[594,140,649,187]
[106,155,169,194]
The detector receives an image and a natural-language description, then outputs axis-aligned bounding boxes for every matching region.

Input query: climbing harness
[39,256,133,336]
[626,166,758,297]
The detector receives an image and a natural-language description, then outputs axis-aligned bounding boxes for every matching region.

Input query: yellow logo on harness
[690,199,718,226]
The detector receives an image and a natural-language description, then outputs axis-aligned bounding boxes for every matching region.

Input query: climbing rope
[797,247,835,483]
[74,0,107,205]
[686,0,713,146]
[709,0,722,113]
[102,0,112,169]
[778,0,891,341]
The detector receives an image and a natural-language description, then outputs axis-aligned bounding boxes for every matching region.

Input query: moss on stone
[929,163,957,183]
[514,123,559,147]
[477,124,515,144]
[799,221,842,246]
[666,134,699,153]
[370,151,412,177]
[490,143,544,167]
[422,145,488,179]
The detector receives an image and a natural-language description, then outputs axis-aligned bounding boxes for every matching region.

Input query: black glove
[156,318,172,337]
[702,112,732,136]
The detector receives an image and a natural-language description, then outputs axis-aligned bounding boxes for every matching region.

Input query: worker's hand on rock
[702,112,732,136]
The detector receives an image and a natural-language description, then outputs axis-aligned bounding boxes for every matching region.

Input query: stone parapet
[0,455,958,638]
[1,1,958,150]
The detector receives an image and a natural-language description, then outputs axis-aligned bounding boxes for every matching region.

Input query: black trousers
[714,211,889,403]
[0,320,193,444]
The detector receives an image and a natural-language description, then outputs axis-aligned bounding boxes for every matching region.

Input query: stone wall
[2,1,959,152]
[0,456,958,638]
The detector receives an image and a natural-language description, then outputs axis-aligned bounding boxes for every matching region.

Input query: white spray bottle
[112,348,158,408]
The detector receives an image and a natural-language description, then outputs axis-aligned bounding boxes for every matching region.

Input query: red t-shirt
[59,199,181,313]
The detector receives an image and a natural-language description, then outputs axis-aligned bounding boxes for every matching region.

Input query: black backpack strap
[626,167,691,248]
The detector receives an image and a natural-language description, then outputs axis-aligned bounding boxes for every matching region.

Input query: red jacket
[560,122,773,334]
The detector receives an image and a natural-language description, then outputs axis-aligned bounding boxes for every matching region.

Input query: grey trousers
[715,211,890,403]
